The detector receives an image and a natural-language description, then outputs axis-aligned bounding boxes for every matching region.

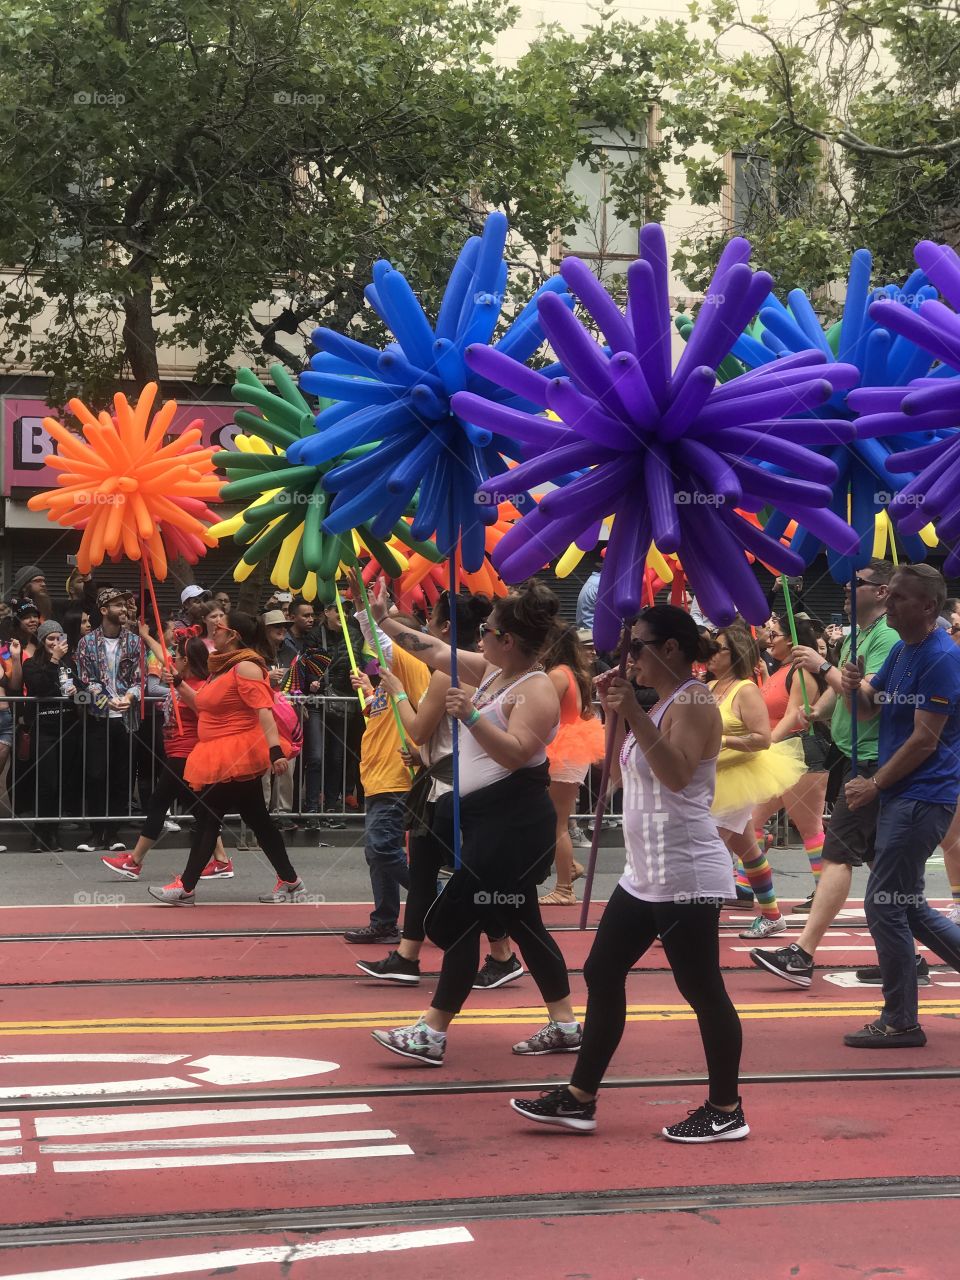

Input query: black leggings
[431,875,569,1014]
[139,756,207,841]
[571,885,742,1106]
[180,777,297,892]
[403,809,507,945]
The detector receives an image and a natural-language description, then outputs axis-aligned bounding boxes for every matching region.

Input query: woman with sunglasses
[368,579,581,1065]
[512,606,748,1142]
[707,626,805,936]
[102,633,232,882]
[148,612,303,905]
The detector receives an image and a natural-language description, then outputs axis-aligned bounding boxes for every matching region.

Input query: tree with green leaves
[670,0,960,301]
[0,0,704,407]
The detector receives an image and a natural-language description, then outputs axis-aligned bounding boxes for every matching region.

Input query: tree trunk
[122,260,160,388]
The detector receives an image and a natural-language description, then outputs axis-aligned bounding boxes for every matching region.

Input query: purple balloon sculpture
[856,240,960,571]
[452,226,861,647]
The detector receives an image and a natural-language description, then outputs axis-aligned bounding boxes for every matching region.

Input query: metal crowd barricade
[0,692,364,847]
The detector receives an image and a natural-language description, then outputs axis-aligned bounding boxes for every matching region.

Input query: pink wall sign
[2,398,243,495]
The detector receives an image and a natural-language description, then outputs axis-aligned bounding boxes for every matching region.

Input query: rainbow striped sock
[803,833,824,884]
[741,847,780,920]
[735,860,751,892]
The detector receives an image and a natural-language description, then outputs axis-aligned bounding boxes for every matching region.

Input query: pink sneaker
[201,857,235,879]
[101,854,142,880]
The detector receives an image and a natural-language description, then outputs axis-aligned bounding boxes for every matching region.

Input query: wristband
[394,692,408,704]
[871,774,882,789]
[465,708,481,728]
[269,744,284,763]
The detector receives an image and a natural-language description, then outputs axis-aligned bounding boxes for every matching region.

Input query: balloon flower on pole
[291,210,574,868]
[210,366,439,602]
[28,383,221,579]
[855,240,960,574]
[456,226,861,649]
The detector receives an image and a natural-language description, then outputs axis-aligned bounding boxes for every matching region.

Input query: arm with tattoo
[380,616,489,684]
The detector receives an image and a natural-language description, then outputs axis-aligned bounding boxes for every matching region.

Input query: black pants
[139,756,212,842]
[83,716,133,844]
[429,872,569,1014]
[571,885,742,1106]
[404,802,507,945]
[31,715,79,847]
[180,777,297,892]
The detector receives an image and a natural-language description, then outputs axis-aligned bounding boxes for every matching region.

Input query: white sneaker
[76,842,100,853]
[147,877,196,906]
[162,819,181,834]
[738,915,786,940]
[946,904,960,924]
[108,842,126,852]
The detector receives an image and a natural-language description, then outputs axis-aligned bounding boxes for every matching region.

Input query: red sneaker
[201,857,235,879]
[101,854,142,879]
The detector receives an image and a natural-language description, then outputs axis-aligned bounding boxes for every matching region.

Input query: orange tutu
[184,733,270,789]
[546,716,606,770]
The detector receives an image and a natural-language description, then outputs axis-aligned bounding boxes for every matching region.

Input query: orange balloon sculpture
[28,384,221,579]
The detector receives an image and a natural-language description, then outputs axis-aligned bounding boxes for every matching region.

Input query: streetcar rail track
[3,1175,959,1250]
[2,1065,957,1114]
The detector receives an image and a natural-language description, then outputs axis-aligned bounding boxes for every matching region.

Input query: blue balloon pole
[448,545,462,871]
[849,572,859,779]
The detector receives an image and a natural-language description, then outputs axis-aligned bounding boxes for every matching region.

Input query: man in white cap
[178,584,210,627]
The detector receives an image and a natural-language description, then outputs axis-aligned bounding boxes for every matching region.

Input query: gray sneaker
[371,1018,445,1066]
[147,877,196,906]
[259,877,306,903]
[512,1020,582,1056]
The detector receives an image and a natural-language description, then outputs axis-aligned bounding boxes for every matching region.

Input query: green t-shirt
[829,617,899,760]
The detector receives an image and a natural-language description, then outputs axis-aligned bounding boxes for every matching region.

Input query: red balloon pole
[578,626,631,930]
[139,542,182,734]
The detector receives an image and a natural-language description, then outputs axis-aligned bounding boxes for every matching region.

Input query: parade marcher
[539,624,605,905]
[74,587,143,853]
[101,634,232,880]
[750,615,830,914]
[147,611,303,905]
[751,561,900,988]
[511,606,747,1141]
[354,588,527,985]
[707,626,804,938]
[835,565,960,1047]
[369,580,581,1065]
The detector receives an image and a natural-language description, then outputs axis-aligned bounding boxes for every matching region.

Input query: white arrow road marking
[37,1103,370,1138]
[0,1054,340,1098]
[43,1129,395,1153]
[2,1225,474,1280]
[54,1143,413,1172]
[185,1055,338,1085]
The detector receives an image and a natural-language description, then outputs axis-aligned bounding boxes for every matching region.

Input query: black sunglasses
[853,576,879,588]
[629,638,654,658]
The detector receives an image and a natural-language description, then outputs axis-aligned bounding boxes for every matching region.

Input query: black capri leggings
[403,803,507,946]
[140,756,203,841]
[571,885,742,1106]
[429,873,569,1014]
[180,776,297,892]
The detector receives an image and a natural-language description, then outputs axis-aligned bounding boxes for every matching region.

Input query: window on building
[563,126,647,281]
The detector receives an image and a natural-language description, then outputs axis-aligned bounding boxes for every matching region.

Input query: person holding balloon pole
[354,585,525,988]
[369,581,581,1065]
[512,606,747,1140]
[148,611,304,906]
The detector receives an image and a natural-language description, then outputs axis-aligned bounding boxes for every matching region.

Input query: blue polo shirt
[871,627,960,804]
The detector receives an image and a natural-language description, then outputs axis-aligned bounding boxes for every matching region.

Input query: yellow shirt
[360,646,431,797]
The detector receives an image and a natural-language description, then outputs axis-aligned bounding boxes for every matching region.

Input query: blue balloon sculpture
[734,249,944,580]
[453,226,862,647]
[855,241,960,573]
[287,212,572,568]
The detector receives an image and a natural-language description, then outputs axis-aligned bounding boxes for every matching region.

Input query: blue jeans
[365,792,409,928]
[865,796,960,1029]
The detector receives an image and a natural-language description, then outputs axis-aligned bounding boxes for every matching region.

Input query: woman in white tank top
[368,580,583,1066]
[513,605,749,1145]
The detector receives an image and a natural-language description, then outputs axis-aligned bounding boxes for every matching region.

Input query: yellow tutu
[712,737,807,816]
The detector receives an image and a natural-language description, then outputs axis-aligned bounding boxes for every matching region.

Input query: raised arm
[357,575,489,685]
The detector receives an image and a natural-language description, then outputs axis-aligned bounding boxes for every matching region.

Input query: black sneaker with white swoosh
[662,1099,749,1143]
[510,1086,597,1132]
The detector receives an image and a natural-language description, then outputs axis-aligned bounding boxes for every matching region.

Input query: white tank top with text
[619,679,734,904]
